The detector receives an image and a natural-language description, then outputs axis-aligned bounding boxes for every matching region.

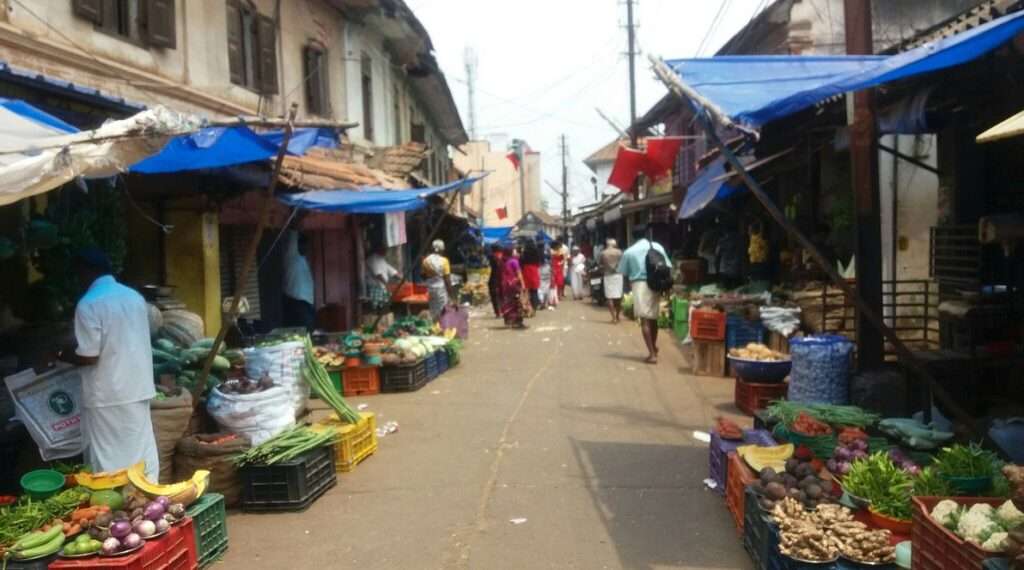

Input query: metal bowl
[727,356,791,383]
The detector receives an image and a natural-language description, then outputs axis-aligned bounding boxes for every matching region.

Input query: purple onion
[143,502,166,522]
[110,521,132,539]
[102,537,121,555]
[122,533,143,549]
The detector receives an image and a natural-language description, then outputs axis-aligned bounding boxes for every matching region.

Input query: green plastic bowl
[943,475,993,495]
[20,469,65,499]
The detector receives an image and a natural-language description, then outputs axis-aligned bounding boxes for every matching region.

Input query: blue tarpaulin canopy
[678,158,743,219]
[482,227,513,245]
[130,127,333,174]
[666,10,1024,130]
[279,176,482,214]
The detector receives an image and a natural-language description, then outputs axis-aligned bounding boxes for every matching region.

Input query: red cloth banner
[506,152,520,170]
[644,137,685,180]
[607,146,647,192]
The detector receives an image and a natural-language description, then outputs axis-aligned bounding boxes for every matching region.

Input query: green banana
[12,525,63,551]
[14,533,64,560]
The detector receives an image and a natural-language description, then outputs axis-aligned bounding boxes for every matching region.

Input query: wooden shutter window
[143,0,177,49]
[72,0,104,25]
[225,0,244,86]
[304,45,329,116]
[256,14,278,95]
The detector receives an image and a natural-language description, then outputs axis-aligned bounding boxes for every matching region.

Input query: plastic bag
[206,385,294,445]
[788,335,853,405]
[4,366,83,460]
[440,305,469,340]
[242,341,309,417]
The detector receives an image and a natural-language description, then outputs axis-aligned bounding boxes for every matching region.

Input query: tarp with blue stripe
[678,158,744,220]
[278,176,483,214]
[666,10,1024,130]
[130,127,334,174]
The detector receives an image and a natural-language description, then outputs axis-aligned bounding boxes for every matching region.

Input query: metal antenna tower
[464,46,479,140]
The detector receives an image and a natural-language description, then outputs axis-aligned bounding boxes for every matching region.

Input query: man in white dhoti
[61,248,159,480]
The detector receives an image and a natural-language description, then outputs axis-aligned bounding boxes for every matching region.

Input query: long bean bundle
[231,425,335,466]
[767,401,879,428]
[302,336,361,424]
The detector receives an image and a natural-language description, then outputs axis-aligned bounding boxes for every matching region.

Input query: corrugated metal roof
[0,59,145,112]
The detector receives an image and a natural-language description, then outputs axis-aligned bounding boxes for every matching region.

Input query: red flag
[607,146,647,192]
[495,206,508,220]
[644,137,685,180]
[506,152,520,171]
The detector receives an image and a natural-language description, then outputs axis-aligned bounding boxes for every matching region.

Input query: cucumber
[211,355,231,371]
[13,524,63,551]
[15,532,64,559]
[154,338,178,352]
[154,361,182,376]
[191,338,218,350]
[152,348,181,363]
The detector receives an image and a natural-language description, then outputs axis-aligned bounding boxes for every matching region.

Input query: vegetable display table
[49,517,197,570]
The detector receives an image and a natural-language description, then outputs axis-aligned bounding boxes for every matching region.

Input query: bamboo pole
[648,55,976,433]
[191,104,299,407]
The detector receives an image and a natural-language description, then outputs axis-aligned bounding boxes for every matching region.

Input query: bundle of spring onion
[231,425,336,466]
[767,401,880,428]
[302,336,361,424]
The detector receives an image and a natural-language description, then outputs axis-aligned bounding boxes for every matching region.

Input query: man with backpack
[618,226,672,364]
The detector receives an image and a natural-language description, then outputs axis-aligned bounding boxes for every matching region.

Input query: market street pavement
[220,299,754,570]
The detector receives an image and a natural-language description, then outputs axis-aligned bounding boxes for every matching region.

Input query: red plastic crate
[342,366,380,397]
[912,496,1005,570]
[691,310,726,341]
[724,452,755,535]
[50,517,198,570]
[733,377,788,416]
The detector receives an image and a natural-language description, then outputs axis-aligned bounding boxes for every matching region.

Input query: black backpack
[645,243,673,293]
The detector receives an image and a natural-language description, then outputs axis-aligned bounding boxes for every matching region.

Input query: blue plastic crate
[424,352,440,380]
[727,313,766,349]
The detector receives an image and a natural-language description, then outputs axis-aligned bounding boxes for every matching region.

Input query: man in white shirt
[61,248,159,480]
[366,245,400,312]
[282,230,315,330]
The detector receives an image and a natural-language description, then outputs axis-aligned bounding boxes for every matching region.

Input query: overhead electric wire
[696,0,733,56]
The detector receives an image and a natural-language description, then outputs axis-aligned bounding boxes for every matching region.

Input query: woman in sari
[550,240,566,302]
[500,247,528,328]
[421,239,454,321]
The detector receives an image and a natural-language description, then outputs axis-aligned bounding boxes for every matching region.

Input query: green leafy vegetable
[843,452,913,520]
[767,401,880,428]
[932,443,1001,479]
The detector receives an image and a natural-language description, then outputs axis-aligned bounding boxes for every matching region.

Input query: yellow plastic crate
[313,412,378,472]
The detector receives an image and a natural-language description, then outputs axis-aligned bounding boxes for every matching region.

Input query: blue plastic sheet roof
[0,98,78,134]
[482,227,513,244]
[278,176,482,214]
[666,10,1024,129]
[678,158,744,219]
[130,127,331,174]
[0,59,144,112]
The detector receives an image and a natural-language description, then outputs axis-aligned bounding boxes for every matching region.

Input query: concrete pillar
[164,211,222,336]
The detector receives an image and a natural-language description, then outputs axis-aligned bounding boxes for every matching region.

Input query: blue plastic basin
[727,356,791,383]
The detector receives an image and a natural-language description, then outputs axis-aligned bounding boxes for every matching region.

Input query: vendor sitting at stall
[60,248,159,481]
[366,245,400,313]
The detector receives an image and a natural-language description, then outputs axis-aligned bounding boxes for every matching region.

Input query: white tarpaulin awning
[0,103,198,206]
[977,108,1024,143]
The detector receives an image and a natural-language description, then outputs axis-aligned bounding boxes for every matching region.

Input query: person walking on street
[618,227,670,364]
[570,246,587,300]
[422,239,455,321]
[550,240,566,300]
[500,247,528,329]
[60,248,160,480]
[599,238,624,323]
[487,244,505,318]
[520,241,541,316]
[282,229,316,330]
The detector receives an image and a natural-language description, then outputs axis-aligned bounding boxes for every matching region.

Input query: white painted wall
[878,134,939,282]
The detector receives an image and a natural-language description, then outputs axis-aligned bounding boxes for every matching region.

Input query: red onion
[110,521,132,539]
[123,533,143,549]
[102,537,121,555]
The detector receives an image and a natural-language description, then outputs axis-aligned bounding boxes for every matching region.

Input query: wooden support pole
[648,55,978,434]
[191,103,299,406]
[845,0,885,370]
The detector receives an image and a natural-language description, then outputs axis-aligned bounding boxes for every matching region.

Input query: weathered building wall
[454,140,541,228]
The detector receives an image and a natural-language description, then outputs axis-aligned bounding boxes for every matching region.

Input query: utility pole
[464,47,478,140]
[626,0,638,149]
[515,140,527,222]
[845,0,884,370]
[591,176,599,201]
[561,134,569,231]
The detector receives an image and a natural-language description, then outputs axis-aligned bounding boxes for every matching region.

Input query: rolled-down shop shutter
[219,226,262,321]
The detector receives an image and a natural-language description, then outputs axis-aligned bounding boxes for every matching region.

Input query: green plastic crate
[312,368,343,399]
[186,492,228,569]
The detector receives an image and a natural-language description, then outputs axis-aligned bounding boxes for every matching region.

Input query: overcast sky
[408,0,767,213]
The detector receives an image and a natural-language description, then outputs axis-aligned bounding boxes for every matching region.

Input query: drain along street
[1,1,1024,570]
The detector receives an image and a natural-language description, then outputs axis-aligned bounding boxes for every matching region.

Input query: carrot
[66,524,81,536]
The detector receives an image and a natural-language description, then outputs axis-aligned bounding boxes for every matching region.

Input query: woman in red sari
[500,247,528,328]
[550,240,566,301]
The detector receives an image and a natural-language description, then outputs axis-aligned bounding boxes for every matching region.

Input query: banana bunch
[748,231,768,263]
[6,525,65,561]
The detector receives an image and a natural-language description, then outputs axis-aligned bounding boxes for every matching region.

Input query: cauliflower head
[997,500,1024,530]
[981,531,1009,553]
[959,504,1001,544]
[931,499,962,530]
